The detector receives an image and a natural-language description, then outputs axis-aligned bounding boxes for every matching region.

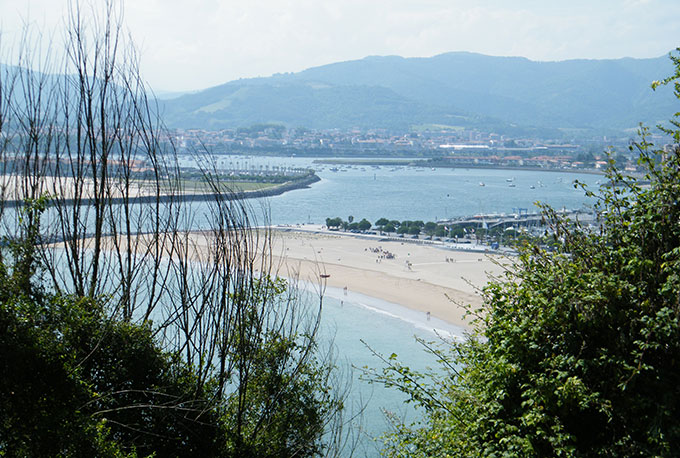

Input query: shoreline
[320,283,469,339]
[271,226,508,330]
[1,173,320,208]
[48,221,506,332]
[312,159,607,176]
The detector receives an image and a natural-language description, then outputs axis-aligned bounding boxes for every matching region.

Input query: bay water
[6,154,601,455]
[190,155,602,454]
[186,154,602,224]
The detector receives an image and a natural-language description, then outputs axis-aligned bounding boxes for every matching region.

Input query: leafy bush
[369,49,680,457]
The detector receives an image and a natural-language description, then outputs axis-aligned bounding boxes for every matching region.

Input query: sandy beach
[51,225,509,330]
[270,227,510,329]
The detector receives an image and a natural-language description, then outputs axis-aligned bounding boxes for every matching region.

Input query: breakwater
[3,173,321,208]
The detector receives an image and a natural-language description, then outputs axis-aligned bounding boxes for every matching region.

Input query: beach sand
[270,228,510,329]
[51,226,509,330]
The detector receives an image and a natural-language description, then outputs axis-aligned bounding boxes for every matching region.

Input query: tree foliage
[0,2,350,456]
[375,218,390,229]
[358,218,372,231]
[370,49,680,457]
[326,217,344,229]
[0,288,222,457]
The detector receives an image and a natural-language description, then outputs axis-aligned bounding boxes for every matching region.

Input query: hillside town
[168,124,677,172]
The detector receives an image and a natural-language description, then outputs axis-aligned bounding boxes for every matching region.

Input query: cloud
[0,0,678,91]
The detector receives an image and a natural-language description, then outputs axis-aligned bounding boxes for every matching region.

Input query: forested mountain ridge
[160,51,676,133]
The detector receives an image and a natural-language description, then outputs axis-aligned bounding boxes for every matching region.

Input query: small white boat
[479,182,485,187]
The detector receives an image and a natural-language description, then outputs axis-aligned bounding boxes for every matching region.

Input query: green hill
[161,52,676,133]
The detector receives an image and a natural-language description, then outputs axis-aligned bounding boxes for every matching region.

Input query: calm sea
[7,155,600,455]
[185,155,602,455]
[184,154,603,225]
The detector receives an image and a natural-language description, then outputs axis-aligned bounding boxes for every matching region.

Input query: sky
[0,0,678,92]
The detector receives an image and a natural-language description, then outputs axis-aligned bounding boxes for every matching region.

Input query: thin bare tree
[0,1,358,455]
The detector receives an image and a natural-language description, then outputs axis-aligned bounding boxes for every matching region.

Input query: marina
[176,154,603,227]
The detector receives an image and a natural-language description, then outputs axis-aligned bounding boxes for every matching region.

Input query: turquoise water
[314,287,461,456]
[64,155,601,454]
[210,158,599,455]
[187,155,602,225]
[0,155,599,455]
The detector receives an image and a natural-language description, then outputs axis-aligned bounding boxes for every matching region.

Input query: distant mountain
[160,52,677,133]
[152,89,195,100]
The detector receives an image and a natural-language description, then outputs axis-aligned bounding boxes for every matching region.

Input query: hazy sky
[1,0,678,92]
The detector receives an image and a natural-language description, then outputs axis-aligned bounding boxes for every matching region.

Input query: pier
[438,209,596,230]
